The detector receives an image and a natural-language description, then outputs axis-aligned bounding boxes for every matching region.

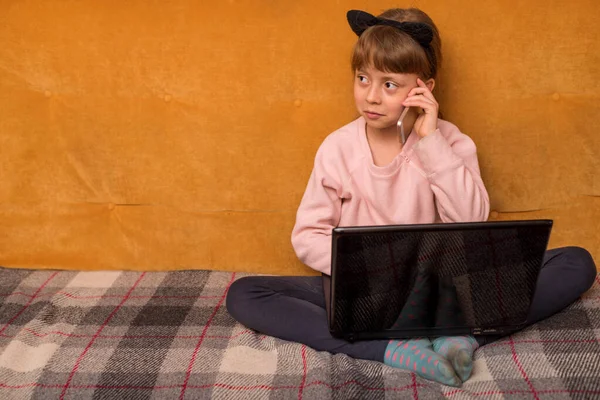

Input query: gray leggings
[226,247,597,362]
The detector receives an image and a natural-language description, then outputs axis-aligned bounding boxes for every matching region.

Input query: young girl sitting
[226,8,597,387]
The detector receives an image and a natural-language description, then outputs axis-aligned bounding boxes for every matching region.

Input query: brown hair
[351,8,442,80]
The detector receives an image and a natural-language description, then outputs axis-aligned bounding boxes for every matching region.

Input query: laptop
[323,220,553,341]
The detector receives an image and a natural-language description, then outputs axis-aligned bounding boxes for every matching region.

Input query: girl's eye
[385,82,398,89]
[357,75,368,83]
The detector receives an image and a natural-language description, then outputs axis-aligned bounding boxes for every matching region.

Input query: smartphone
[396,107,411,145]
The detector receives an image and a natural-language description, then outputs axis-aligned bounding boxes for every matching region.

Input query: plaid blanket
[0,268,599,400]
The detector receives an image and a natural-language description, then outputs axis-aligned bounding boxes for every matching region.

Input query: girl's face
[353,66,419,134]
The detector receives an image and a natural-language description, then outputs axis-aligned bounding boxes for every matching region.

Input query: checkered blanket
[0,268,599,399]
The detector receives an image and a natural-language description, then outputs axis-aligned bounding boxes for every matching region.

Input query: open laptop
[323,220,553,341]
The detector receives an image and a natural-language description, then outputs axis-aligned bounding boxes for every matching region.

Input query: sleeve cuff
[412,129,463,176]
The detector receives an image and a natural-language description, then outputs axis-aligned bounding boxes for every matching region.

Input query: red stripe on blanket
[508,335,539,400]
[303,381,422,392]
[486,338,600,347]
[59,272,146,400]
[0,381,425,392]
[0,326,263,341]
[445,389,600,397]
[4,382,600,396]
[298,345,307,399]
[0,291,224,300]
[0,383,179,389]
[192,381,422,392]
[411,372,419,400]
[0,272,58,336]
[179,272,236,400]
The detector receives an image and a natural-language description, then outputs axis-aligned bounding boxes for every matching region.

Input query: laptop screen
[329,220,552,338]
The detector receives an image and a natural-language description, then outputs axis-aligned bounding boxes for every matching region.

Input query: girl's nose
[366,86,381,104]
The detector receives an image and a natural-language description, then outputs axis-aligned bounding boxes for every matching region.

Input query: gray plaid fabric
[0,267,598,399]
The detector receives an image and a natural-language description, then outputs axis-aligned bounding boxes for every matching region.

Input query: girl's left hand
[402,78,439,139]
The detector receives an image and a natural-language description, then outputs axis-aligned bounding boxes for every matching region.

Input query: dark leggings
[226,247,597,362]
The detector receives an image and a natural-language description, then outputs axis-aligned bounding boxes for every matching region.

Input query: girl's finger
[406,87,437,104]
[406,87,428,97]
[403,97,436,110]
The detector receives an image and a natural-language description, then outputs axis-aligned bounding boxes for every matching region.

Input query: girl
[226,8,596,387]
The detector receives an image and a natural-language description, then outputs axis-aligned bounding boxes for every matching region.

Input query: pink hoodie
[291,117,490,275]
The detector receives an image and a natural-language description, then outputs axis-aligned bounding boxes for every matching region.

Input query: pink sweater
[291,117,490,275]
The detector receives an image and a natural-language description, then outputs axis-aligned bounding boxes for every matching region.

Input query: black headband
[346,10,433,49]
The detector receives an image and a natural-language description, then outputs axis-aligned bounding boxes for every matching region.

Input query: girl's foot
[432,335,479,382]
[384,338,461,387]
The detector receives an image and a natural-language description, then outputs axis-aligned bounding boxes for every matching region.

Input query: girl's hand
[402,78,439,139]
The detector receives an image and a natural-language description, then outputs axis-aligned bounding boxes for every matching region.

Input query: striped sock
[432,336,479,382]
[384,338,461,387]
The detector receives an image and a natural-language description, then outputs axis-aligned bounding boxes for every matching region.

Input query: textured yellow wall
[1,0,598,274]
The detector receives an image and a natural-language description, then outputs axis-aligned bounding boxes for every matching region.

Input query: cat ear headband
[346,10,433,49]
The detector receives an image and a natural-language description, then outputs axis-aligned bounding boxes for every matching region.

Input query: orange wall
[1,0,598,274]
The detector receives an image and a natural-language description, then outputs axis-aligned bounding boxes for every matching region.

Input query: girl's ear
[425,78,435,92]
